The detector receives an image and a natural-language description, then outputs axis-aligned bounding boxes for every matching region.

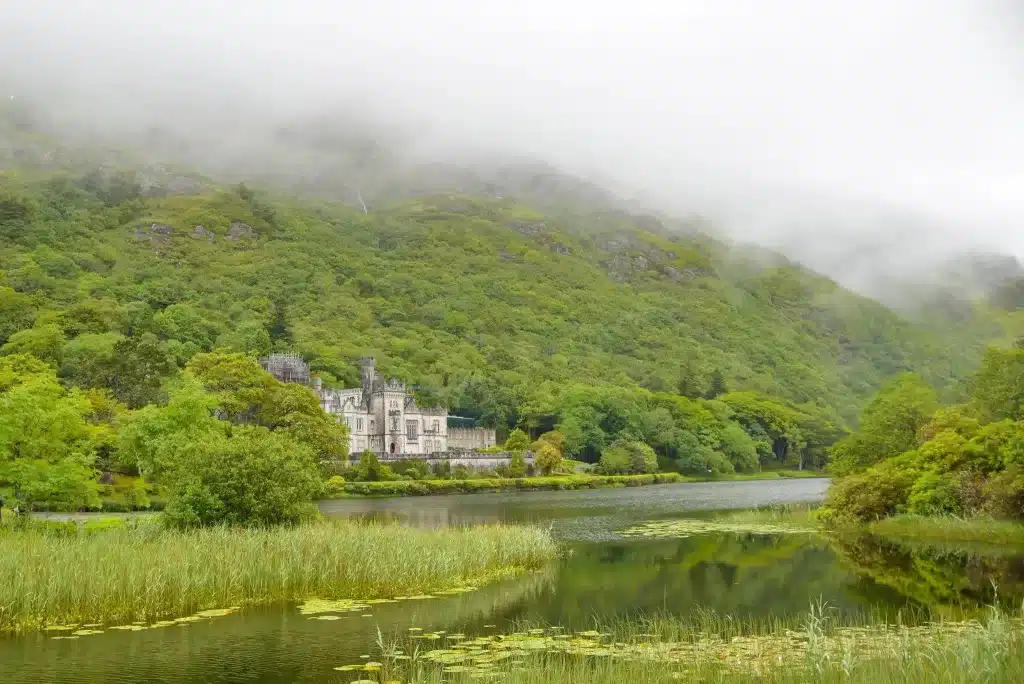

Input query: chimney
[313,375,322,391]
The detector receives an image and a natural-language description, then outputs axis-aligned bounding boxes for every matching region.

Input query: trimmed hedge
[331,473,685,497]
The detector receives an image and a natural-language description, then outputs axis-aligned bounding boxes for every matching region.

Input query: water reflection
[831,534,1024,617]
[319,478,832,541]
[4,480,1023,684]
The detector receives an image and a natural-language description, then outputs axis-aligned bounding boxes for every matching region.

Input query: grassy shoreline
[355,609,1024,683]
[865,515,1024,547]
[708,505,1024,547]
[327,470,826,498]
[0,519,557,633]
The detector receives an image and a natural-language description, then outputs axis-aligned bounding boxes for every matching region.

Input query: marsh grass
[356,605,1024,684]
[867,515,1024,548]
[709,507,1024,551]
[0,519,557,632]
[712,503,821,528]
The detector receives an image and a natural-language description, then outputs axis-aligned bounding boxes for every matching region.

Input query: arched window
[390,442,396,454]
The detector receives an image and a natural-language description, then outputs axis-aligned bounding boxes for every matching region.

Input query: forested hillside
[4,92,1023,475]
[0,167,1000,434]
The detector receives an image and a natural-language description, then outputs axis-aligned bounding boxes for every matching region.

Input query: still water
[3,478,1023,683]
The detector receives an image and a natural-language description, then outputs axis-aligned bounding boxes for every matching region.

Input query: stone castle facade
[260,355,496,458]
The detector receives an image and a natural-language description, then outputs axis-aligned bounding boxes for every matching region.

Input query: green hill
[0,168,999,431]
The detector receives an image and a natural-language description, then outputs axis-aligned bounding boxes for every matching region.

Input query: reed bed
[711,503,821,528]
[356,606,1024,684]
[0,519,557,632]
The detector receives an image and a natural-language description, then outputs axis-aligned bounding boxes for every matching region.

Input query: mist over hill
[2,1,1022,303]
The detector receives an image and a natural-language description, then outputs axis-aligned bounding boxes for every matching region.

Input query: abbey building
[260,355,496,457]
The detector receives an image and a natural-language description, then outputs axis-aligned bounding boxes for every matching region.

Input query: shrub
[907,471,963,516]
[535,442,562,475]
[824,466,915,522]
[324,475,346,495]
[354,450,395,482]
[508,451,527,478]
[161,426,321,528]
[597,439,659,474]
[504,428,531,452]
[676,445,735,475]
[390,458,431,480]
[982,467,1024,519]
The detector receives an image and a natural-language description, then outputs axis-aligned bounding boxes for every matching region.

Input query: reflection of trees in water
[485,534,873,627]
[829,533,1024,619]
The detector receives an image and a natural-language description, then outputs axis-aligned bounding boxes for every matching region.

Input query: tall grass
[368,605,1024,684]
[0,519,557,632]
[867,515,1024,547]
[711,503,821,529]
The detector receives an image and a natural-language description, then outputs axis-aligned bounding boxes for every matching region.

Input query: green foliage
[504,428,531,452]
[598,439,658,475]
[0,172,993,441]
[354,450,395,482]
[0,286,36,346]
[970,346,1024,422]
[828,374,938,476]
[717,423,760,472]
[0,324,65,366]
[535,442,562,475]
[823,461,917,521]
[827,346,1024,522]
[390,458,431,480]
[159,425,320,528]
[508,451,527,478]
[117,373,323,526]
[906,471,964,516]
[333,473,684,496]
[186,352,348,466]
[3,168,1009,513]
[982,468,1024,519]
[0,355,100,510]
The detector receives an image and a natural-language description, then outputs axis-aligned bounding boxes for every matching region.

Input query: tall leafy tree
[828,373,938,476]
[0,354,100,510]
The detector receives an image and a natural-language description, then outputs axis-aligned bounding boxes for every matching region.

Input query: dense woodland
[824,346,1024,520]
[3,113,1024,520]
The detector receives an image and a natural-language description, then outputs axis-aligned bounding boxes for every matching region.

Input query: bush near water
[823,346,1024,523]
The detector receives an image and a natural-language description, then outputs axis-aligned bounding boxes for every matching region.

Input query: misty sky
[2,1,1023,283]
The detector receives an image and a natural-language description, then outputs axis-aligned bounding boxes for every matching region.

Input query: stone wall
[448,426,498,450]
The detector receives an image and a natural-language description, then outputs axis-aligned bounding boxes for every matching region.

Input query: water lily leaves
[195,607,238,618]
[411,621,1012,679]
[334,664,364,671]
[619,519,813,539]
[71,629,104,636]
[314,615,342,621]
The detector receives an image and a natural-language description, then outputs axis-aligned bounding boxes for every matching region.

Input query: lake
[4,478,1023,683]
